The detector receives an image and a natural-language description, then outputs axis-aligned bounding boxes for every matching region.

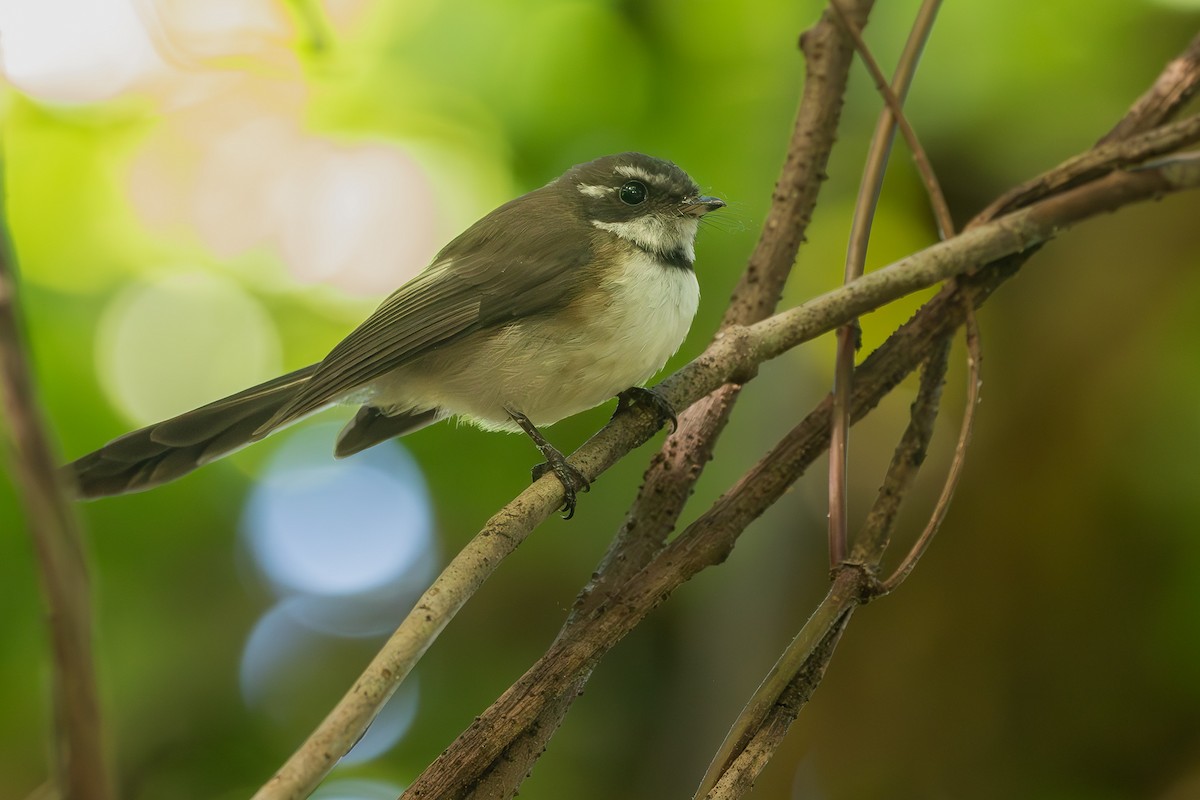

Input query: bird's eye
[619,180,648,205]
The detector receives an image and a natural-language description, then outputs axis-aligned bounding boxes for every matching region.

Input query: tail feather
[68,365,318,498]
[334,406,440,458]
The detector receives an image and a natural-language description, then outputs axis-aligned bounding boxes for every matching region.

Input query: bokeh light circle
[95,271,282,425]
[0,0,165,104]
[240,597,421,757]
[274,142,441,296]
[242,424,435,598]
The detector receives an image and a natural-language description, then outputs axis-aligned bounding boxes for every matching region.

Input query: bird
[68,152,725,518]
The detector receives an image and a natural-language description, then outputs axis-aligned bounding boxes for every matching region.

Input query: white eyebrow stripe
[614,164,664,185]
[577,183,614,198]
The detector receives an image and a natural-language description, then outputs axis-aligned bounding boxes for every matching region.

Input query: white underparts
[364,249,700,431]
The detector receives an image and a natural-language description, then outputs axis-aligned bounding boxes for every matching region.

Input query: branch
[0,167,112,796]
[1099,31,1200,145]
[878,306,981,591]
[702,572,857,800]
[401,145,1200,797]
[255,97,1200,800]
[827,0,947,568]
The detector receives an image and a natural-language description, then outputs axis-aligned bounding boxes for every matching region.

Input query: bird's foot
[507,406,591,520]
[614,386,678,433]
[531,454,591,520]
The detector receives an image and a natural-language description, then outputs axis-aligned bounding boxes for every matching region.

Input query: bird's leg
[613,386,678,433]
[506,407,590,520]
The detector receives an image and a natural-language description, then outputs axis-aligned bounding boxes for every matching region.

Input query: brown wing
[253,189,593,437]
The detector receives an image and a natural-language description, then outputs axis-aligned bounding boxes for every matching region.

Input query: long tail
[69,365,318,499]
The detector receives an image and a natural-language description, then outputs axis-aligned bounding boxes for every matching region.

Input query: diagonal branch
[1099,30,1200,146]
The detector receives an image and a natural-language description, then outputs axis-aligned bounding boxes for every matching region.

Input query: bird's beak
[682,195,726,217]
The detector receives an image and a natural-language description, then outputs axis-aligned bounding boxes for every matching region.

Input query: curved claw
[615,387,678,433]
[533,458,591,519]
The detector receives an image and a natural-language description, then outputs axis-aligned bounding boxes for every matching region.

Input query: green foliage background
[3,1,1200,798]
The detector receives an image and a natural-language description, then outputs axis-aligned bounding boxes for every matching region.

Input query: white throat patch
[592,215,699,263]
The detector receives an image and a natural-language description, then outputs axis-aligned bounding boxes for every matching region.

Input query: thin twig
[0,166,112,798]
[701,573,858,800]
[830,0,979,597]
[879,302,982,591]
[851,336,952,562]
[827,0,947,569]
[701,333,952,798]
[1099,31,1200,145]
[830,0,953,235]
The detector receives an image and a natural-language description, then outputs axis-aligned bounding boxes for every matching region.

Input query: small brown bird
[70,152,724,517]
